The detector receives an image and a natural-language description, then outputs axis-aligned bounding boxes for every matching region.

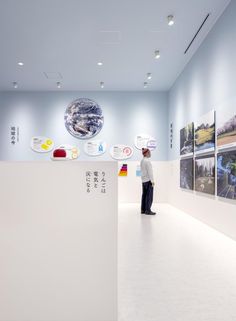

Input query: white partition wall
[0,162,117,321]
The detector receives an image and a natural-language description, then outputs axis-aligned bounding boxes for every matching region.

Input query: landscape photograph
[195,155,215,195]
[180,158,193,190]
[217,110,236,149]
[195,110,215,153]
[180,123,194,155]
[217,151,236,200]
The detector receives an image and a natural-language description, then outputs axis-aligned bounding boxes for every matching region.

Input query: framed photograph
[195,155,215,195]
[217,110,236,150]
[195,110,215,154]
[217,151,236,200]
[180,158,194,190]
[180,122,194,156]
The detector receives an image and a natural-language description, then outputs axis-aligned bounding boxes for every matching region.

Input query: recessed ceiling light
[154,50,160,59]
[100,81,104,88]
[13,81,18,89]
[167,15,174,26]
[147,73,152,80]
[18,62,24,66]
[144,82,148,88]
[56,82,61,89]
[97,62,103,66]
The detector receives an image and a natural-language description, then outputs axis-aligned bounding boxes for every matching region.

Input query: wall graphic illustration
[134,134,157,150]
[30,136,54,153]
[119,164,128,177]
[84,140,106,156]
[64,98,104,139]
[51,145,79,160]
[110,145,133,160]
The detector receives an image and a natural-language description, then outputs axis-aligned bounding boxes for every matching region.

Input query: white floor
[118,203,236,321]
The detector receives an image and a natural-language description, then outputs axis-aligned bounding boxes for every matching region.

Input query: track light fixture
[147,73,152,80]
[100,81,104,88]
[57,82,61,89]
[13,81,18,89]
[144,82,148,88]
[154,50,160,59]
[167,15,174,26]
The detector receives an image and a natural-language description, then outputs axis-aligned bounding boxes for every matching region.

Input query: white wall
[167,1,236,240]
[0,162,117,321]
[118,161,168,204]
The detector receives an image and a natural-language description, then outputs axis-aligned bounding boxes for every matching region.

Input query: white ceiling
[0,0,231,91]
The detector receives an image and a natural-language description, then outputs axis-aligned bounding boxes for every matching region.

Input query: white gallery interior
[0,1,236,321]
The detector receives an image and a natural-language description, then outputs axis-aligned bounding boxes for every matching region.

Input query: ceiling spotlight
[56,81,61,89]
[100,81,104,88]
[18,62,24,66]
[144,82,148,88]
[167,15,174,26]
[13,81,18,89]
[97,62,103,66]
[147,73,152,80]
[155,50,160,59]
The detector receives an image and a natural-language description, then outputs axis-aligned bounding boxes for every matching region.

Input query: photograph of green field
[195,155,215,195]
[217,111,236,149]
[180,123,194,155]
[195,110,215,153]
[217,151,236,200]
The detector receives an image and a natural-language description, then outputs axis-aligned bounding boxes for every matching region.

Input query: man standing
[140,148,156,215]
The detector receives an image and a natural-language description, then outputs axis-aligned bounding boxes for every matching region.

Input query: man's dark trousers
[141,181,153,213]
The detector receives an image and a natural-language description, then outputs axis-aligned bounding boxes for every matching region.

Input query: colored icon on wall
[136,165,142,177]
[134,134,157,151]
[51,145,79,160]
[30,136,54,153]
[64,98,104,139]
[110,145,133,160]
[119,164,128,177]
[84,140,106,156]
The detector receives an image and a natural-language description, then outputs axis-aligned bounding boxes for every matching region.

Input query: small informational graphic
[64,98,104,139]
[180,158,193,190]
[217,151,236,200]
[51,145,79,160]
[136,165,142,177]
[134,134,157,151]
[110,145,133,160]
[217,110,236,150]
[84,140,106,156]
[180,123,194,156]
[119,164,128,177]
[31,136,54,153]
[86,170,106,194]
[195,155,215,195]
[195,110,215,154]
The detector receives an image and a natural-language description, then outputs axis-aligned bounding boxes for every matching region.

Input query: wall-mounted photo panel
[51,145,79,160]
[134,134,157,150]
[180,122,194,156]
[64,98,104,139]
[195,110,215,154]
[217,110,236,150]
[195,155,215,195]
[84,140,106,156]
[217,151,236,200]
[110,145,133,160]
[30,136,54,153]
[180,158,193,190]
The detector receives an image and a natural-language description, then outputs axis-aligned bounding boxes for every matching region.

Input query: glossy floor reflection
[118,204,236,321]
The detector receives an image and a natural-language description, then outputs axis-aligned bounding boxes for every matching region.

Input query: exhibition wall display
[0,91,168,161]
[0,161,118,321]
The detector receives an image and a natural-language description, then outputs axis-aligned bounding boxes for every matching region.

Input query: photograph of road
[180,123,194,156]
[180,158,193,190]
[195,155,215,195]
[195,110,215,153]
[217,151,236,200]
[217,110,236,149]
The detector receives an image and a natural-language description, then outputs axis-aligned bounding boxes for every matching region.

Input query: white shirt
[140,157,154,183]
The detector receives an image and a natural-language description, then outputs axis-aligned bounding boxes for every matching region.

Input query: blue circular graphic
[64,98,104,139]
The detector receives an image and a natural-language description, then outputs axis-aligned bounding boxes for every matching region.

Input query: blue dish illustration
[64,98,104,139]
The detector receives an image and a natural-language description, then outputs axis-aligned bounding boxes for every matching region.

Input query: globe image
[64,98,104,139]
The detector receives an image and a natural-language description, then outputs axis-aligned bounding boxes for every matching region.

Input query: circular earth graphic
[64,98,104,139]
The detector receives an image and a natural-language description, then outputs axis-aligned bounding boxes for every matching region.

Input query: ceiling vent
[184,13,210,54]
[44,72,63,79]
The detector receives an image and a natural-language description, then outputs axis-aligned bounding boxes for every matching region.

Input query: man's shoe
[141,211,145,214]
[145,211,156,215]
